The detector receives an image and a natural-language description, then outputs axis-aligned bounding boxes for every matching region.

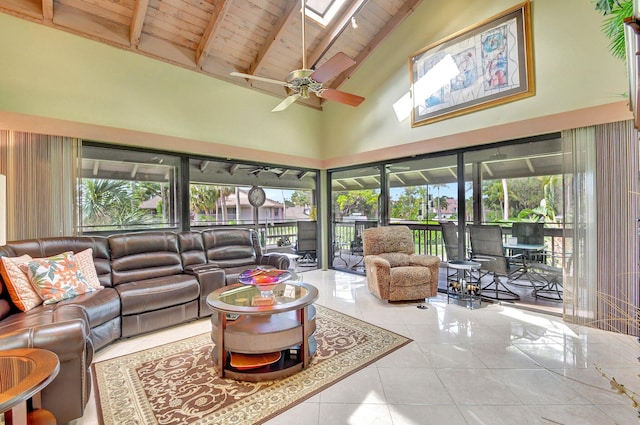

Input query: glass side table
[447,260,482,309]
[0,349,59,425]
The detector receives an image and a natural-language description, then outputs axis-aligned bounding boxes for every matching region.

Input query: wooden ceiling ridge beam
[308,0,368,70]
[327,0,424,92]
[130,0,149,47]
[249,0,300,76]
[42,0,53,22]
[196,0,234,68]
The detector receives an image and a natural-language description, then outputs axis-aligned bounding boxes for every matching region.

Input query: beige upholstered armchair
[362,225,440,302]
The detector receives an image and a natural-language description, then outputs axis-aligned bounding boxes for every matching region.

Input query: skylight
[306,0,347,26]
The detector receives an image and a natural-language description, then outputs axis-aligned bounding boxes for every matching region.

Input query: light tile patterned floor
[71,270,640,425]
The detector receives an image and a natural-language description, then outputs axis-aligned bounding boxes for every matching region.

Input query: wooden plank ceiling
[1,0,423,110]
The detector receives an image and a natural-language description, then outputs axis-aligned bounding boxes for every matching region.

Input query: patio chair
[350,220,377,269]
[441,222,463,286]
[468,224,523,301]
[528,253,571,301]
[362,225,440,302]
[511,222,546,263]
[295,221,317,265]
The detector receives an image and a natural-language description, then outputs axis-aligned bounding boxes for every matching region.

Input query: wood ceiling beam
[42,0,53,22]
[249,0,300,76]
[525,158,535,173]
[417,171,430,183]
[197,0,234,68]
[308,0,368,70]
[130,0,149,47]
[298,171,309,180]
[326,0,424,92]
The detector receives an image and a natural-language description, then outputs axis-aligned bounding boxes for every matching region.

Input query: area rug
[92,305,411,425]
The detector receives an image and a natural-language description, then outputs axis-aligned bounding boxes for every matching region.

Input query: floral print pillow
[20,251,94,304]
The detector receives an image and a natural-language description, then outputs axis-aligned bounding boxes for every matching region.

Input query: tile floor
[72,270,640,425]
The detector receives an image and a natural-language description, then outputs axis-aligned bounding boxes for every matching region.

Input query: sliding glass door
[329,166,381,273]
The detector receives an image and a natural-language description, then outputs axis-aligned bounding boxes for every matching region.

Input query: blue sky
[262,185,460,204]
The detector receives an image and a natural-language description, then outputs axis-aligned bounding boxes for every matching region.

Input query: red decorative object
[238,268,291,294]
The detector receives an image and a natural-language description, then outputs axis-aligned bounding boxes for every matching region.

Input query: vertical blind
[562,126,597,327]
[0,130,81,241]
[563,120,640,335]
[594,120,640,335]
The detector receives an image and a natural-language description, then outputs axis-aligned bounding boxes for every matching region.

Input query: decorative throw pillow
[74,248,103,290]
[20,252,93,304]
[0,254,43,312]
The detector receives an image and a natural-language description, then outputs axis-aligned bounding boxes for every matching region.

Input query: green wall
[0,13,323,159]
[321,0,629,161]
[0,0,630,164]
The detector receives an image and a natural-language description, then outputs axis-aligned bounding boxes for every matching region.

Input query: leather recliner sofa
[0,227,289,424]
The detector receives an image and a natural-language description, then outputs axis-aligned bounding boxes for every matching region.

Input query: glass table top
[207,282,318,315]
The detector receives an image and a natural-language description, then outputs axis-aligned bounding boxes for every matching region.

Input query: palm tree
[217,186,234,224]
[190,184,218,223]
[81,179,129,226]
[595,0,633,60]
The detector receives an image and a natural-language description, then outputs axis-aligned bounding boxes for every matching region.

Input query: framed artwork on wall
[409,1,534,127]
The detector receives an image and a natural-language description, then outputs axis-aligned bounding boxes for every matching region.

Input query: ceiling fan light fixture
[230,0,365,111]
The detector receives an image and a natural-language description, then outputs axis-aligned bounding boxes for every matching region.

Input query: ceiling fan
[230,0,365,112]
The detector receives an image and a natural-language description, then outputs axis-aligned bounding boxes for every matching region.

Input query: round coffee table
[0,348,59,425]
[207,282,318,381]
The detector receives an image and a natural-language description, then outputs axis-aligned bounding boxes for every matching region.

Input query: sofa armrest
[259,253,290,270]
[364,255,391,300]
[409,254,440,268]
[0,318,91,423]
[185,267,227,317]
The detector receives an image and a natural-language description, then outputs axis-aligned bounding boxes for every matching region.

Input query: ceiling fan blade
[310,52,356,83]
[318,88,364,107]
[272,94,301,112]
[230,72,288,86]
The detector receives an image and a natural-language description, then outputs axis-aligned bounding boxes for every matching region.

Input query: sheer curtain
[563,120,640,335]
[562,126,597,326]
[0,130,82,240]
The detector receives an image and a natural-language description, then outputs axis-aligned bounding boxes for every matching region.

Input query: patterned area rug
[92,305,411,425]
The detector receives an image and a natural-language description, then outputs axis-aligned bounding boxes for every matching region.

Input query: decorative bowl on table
[238,268,291,300]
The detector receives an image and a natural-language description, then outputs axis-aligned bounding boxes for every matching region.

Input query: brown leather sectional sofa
[0,227,289,424]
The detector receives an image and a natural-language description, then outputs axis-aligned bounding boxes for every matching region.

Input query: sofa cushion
[362,226,415,256]
[178,232,207,269]
[61,287,120,329]
[390,266,432,287]
[202,228,259,263]
[21,252,94,304]
[116,274,200,316]
[377,253,410,267]
[0,254,42,312]
[109,232,183,286]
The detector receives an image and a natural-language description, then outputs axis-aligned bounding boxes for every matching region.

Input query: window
[305,0,347,26]
[188,158,316,248]
[79,145,179,233]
